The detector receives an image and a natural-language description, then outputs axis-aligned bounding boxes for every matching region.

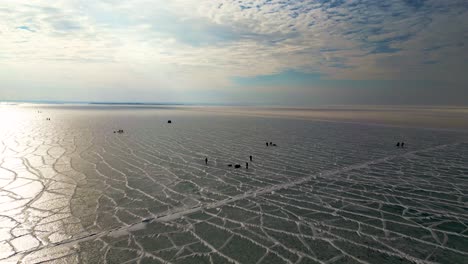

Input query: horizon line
[2,100,468,109]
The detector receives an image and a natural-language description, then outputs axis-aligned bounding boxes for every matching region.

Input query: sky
[0,0,467,106]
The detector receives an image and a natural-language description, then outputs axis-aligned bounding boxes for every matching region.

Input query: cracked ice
[0,106,467,263]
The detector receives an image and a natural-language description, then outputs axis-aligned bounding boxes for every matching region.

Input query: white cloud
[0,0,467,103]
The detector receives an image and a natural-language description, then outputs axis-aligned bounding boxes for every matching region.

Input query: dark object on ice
[227,164,232,167]
[249,155,252,161]
[401,142,405,148]
[396,142,400,147]
[114,129,124,134]
[246,162,249,169]
[266,142,269,147]
[205,157,208,165]
[269,142,273,146]
[46,118,50,120]
[234,164,241,168]
[167,120,172,123]
[272,143,277,146]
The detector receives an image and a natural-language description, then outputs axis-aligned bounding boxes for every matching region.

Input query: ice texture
[0,106,467,263]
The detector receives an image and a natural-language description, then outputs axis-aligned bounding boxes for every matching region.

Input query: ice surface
[0,106,467,263]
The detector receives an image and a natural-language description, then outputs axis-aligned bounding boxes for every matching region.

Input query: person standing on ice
[205,157,208,165]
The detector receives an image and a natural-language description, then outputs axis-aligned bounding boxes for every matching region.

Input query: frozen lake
[0,105,467,263]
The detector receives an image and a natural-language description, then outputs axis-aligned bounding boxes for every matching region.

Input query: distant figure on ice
[246,162,249,169]
[272,143,277,147]
[396,142,400,147]
[266,142,269,147]
[167,120,172,124]
[234,164,241,168]
[269,142,273,146]
[205,157,208,165]
[249,155,252,161]
[401,142,405,148]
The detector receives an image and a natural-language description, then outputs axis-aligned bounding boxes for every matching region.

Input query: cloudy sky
[1,0,467,105]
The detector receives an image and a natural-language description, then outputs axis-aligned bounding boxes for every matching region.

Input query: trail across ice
[8,141,466,263]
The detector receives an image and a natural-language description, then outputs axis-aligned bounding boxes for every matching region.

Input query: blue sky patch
[17,25,34,32]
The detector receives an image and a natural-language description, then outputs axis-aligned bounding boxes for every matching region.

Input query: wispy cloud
[0,0,467,104]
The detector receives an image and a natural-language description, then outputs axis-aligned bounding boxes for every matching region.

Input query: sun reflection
[0,104,33,133]
[0,104,67,257]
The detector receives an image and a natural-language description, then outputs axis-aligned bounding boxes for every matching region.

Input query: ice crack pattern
[0,107,467,263]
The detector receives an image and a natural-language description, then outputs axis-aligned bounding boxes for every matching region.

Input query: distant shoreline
[1,101,188,106]
[2,100,468,109]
